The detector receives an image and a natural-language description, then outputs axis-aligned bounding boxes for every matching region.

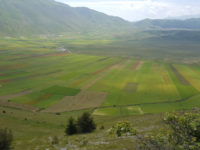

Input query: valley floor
[1,37,200,149]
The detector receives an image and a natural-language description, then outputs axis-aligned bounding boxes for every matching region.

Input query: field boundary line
[0,90,39,112]
[68,94,200,114]
[94,94,200,110]
[0,90,33,100]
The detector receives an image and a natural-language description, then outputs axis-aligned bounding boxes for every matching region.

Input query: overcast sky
[55,0,200,21]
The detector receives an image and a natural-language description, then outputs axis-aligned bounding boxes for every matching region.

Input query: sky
[55,0,200,21]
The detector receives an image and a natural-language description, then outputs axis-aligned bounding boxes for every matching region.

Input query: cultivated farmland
[0,38,200,116]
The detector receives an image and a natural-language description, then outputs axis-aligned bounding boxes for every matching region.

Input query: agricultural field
[1,38,200,150]
[1,38,200,116]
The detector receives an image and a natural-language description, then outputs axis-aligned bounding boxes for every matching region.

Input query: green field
[1,37,200,150]
[0,38,200,116]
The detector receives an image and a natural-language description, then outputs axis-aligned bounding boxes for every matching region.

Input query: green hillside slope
[0,0,131,36]
[134,18,200,30]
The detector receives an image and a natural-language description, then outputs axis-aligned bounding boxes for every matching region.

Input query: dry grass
[42,90,107,112]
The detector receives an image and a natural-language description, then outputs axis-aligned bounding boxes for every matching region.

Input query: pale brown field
[42,90,107,112]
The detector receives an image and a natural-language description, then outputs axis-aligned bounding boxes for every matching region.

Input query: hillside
[1,0,200,37]
[0,0,132,36]
[134,18,200,30]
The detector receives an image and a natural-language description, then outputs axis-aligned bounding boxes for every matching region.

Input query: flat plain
[1,37,200,150]
[0,38,200,116]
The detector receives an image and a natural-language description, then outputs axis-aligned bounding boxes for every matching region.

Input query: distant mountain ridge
[134,18,200,30]
[0,0,200,36]
[0,0,131,36]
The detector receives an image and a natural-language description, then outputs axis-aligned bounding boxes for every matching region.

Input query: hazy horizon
[56,0,200,21]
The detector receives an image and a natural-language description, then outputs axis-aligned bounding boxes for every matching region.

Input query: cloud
[55,0,200,21]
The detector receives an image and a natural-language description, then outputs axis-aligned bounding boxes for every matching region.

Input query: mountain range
[0,0,200,36]
[0,0,131,36]
[134,18,200,30]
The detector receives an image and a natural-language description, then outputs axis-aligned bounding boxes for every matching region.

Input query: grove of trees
[65,112,96,135]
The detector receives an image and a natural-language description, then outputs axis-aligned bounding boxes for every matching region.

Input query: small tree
[65,117,77,135]
[77,112,96,133]
[0,128,13,150]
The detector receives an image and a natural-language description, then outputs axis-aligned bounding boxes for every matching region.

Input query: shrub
[65,117,77,135]
[0,128,13,150]
[77,112,96,133]
[56,113,61,116]
[165,112,200,149]
[109,121,136,137]
[51,136,59,145]
[138,111,200,150]
[138,132,170,150]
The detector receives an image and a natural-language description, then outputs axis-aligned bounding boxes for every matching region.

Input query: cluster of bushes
[65,112,96,135]
[138,111,200,150]
[109,121,136,137]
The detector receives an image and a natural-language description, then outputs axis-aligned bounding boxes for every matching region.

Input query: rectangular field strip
[169,64,190,85]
